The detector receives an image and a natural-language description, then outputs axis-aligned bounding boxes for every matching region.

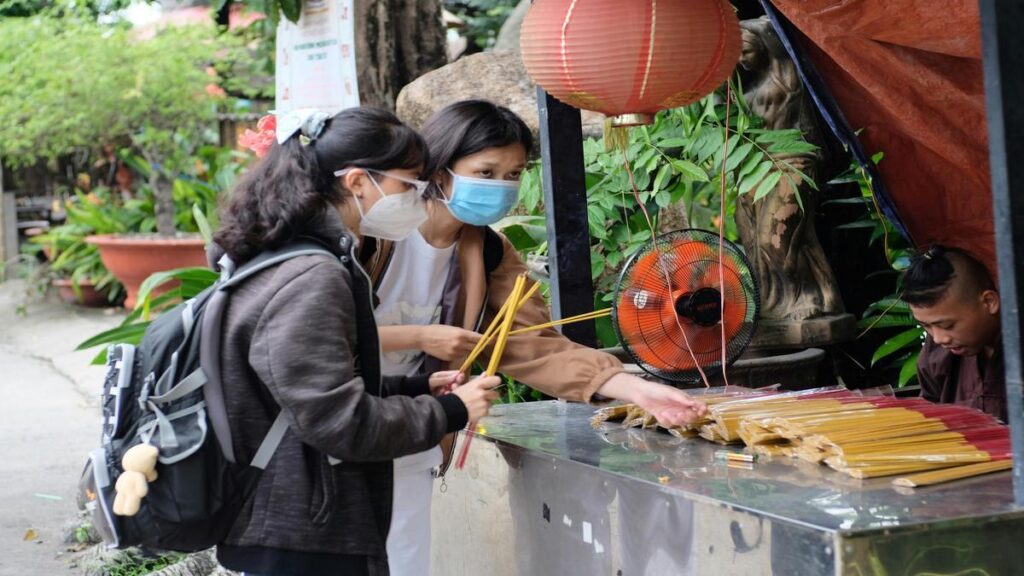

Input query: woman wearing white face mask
[211,107,500,576]
[360,100,707,576]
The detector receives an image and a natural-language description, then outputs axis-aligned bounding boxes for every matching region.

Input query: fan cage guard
[611,229,760,384]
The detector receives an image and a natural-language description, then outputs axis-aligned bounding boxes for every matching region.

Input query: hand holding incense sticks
[453,275,617,470]
[454,274,529,470]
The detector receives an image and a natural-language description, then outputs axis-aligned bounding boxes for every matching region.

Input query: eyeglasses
[334,167,430,196]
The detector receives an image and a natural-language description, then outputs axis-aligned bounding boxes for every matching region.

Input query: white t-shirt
[375,228,456,378]
[374,229,455,473]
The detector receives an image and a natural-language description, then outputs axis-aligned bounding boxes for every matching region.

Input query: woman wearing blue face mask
[359,100,707,576]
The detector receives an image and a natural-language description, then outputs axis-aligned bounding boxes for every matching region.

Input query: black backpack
[77,241,345,552]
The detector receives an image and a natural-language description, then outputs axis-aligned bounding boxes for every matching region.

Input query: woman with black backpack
[211,107,500,576]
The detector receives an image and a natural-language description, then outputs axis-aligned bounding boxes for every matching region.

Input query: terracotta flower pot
[52,278,113,308]
[86,234,208,309]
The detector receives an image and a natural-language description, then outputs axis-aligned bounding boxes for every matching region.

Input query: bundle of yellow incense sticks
[699,387,860,443]
[822,426,1009,479]
[600,385,1013,487]
[591,404,633,427]
[458,274,538,375]
[734,397,1009,481]
[456,276,616,470]
[459,288,611,374]
[454,275,530,470]
[592,389,778,438]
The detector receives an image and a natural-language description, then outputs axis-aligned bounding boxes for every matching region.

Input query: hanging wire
[621,145,713,388]
[718,82,733,387]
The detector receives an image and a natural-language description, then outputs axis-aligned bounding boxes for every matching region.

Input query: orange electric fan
[612,229,759,383]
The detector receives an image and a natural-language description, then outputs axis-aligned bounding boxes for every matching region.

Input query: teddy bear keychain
[112,444,159,516]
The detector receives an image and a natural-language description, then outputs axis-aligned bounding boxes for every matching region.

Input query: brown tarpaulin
[768,0,995,274]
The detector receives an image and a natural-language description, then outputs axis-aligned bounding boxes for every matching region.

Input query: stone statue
[735,17,846,328]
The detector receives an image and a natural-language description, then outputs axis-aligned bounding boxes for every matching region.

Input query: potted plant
[78,210,221,364]
[29,188,140,307]
[85,145,245,307]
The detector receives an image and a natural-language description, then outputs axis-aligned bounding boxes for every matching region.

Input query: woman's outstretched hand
[630,381,707,427]
[596,373,707,428]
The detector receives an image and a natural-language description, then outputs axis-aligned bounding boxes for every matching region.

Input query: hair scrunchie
[275,108,331,145]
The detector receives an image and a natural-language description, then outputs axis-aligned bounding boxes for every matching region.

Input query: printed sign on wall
[275,0,359,114]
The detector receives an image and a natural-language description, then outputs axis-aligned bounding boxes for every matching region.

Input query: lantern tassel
[604,118,631,152]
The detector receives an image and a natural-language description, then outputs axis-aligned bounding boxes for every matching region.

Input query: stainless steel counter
[430,400,1024,576]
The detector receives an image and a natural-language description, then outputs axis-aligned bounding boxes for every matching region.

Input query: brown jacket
[364,225,624,403]
[917,335,1006,422]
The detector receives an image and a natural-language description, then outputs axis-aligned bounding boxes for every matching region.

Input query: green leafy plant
[444,0,521,51]
[495,373,546,404]
[827,153,923,388]
[22,145,245,311]
[77,231,220,364]
[0,13,253,236]
[510,87,819,348]
[73,522,93,544]
[103,549,186,576]
[0,0,136,18]
[121,145,246,235]
[77,265,218,365]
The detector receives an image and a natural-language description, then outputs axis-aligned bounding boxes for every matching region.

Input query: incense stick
[891,460,1012,487]
[507,308,611,336]
[485,275,526,377]
[458,278,540,374]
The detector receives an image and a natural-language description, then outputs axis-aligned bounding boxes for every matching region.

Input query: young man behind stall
[901,246,1006,421]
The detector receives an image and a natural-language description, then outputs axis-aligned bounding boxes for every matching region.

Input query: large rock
[396,50,605,146]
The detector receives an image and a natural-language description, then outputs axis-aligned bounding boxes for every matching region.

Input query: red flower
[256,114,276,133]
[238,114,277,158]
[205,83,227,99]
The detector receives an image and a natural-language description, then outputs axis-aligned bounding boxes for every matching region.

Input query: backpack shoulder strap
[219,241,338,290]
[482,227,504,278]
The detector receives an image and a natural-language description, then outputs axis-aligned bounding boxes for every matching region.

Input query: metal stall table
[431,400,1024,576]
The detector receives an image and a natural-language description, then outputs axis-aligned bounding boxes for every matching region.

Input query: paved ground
[0,280,124,576]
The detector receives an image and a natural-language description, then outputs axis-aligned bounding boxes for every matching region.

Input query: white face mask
[344,169,428,241]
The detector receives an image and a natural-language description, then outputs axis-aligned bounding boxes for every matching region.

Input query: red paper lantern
[520,0,742,126]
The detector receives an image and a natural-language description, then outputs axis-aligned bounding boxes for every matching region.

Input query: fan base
[609,346,826,391]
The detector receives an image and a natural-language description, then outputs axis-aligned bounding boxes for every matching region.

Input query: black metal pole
[536,87,597,347]
[980,0,1024,506]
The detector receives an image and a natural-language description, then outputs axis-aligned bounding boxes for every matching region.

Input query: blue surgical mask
[442,169,520,226]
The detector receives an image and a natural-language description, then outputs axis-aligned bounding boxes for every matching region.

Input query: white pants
[387,446,441,576]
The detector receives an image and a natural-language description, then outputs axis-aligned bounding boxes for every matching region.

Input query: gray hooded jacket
[213,211,467,575]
